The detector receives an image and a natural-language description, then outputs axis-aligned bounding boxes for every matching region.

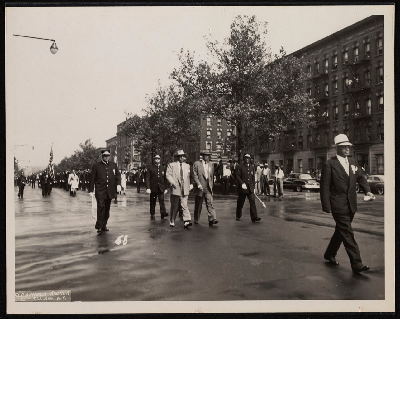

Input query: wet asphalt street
[14,184,385,301]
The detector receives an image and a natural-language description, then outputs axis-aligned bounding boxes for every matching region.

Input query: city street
[14,184,385,301]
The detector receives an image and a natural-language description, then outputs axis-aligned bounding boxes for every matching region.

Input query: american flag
[48,146,55,180]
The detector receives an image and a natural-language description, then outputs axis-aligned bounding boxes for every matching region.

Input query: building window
[333,103,339,121]
[376,154,384,174]
[377,93,384,112]
[217,129,222,139]
[332,76,338,95]
[354,100,361,117]
[315,60,320,74]
[307,134,312,149]
[308,158,314,171]
[343,99,349,119]
[314,84,320,97]
[206,129,211,139]
[206,141,212,150]
[376,34,383,55]
[206,117,211,126]
[217,118,222,126]
[376,63,384,83]
[364,69,371,86]
[324,83,329,97]
[216,141,222,150]
[227,129,231,137]
[342,73,349,93]
[343,48,349,64]
[307,87,312,97]
[332,54,338,70]
[354,46,359,62]
[377,119,384,140]
[363,38,371,58]
[324,58,329,73]
[298,159,303,173]
[298,137,303,150]
[307,64,312,76]
[366,98,372,115]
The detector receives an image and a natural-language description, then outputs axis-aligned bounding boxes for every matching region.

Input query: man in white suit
[192,150,218,226]
[166,149,193,228]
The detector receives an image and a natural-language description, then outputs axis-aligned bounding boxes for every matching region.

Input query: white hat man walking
[320,134,375,273]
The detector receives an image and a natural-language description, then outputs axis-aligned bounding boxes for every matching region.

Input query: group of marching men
[89,148,264,235]
[89,133,376,274]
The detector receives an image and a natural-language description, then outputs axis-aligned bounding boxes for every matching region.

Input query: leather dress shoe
[209,220,218,226]
[352,264,370,274]
[194,221,199,224]
[102,227,109,232]
[161,213,169,219]
[97,229,102,234]
[150,215,155,219]
[252,217,261,222]
[324,256,339,265]
[236,217,241,221]
[183,221,192,228]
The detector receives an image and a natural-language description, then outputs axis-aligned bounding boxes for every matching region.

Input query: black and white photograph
[6,5,395,313]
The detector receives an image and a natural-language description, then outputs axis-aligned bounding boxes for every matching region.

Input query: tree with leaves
[171,15,317,161]
[55,139,100,172]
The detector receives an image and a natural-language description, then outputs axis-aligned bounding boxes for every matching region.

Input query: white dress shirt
[337,154,349,175]
[202,160,209,179]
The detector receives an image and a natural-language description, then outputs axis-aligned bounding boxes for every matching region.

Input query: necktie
[180,163,183,181]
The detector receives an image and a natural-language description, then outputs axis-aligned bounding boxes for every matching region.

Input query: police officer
[235,154,261,222]
[89,149,121,234]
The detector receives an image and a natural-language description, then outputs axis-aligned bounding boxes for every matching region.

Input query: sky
[6,5,391,170]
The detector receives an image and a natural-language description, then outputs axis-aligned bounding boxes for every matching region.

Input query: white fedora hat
[334,134,353,146]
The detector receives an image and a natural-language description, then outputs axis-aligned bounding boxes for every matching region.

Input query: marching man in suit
[145,154,169,220]
[192,150,218,226]
[166,149,193,228]
[235,154,261,223]
[320,134,375,274]
[89,149,121,234]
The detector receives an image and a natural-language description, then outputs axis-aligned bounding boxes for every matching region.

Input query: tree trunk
[236,119,243,163]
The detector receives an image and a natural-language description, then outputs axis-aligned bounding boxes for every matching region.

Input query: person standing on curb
[89,149,121,234]
[320,134,375,274]
[261,163,271,196]
[166,149,193,228]
[145,155,169,220]
[192,150,218,226]
[235,154,261,223]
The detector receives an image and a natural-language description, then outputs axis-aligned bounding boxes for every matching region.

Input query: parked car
[283,173,320,192]
[375,182,384,195]
[282,173,302,190]
[356,175,384,193]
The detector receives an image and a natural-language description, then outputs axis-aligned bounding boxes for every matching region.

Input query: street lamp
[13,34,59,54]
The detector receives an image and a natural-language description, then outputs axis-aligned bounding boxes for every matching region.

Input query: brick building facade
[263,15,384,175]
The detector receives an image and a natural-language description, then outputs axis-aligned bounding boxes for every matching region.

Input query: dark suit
[89,160,121,230]
[17,175,26,198]
[320,156,370,268]
[235,162,258,220]
[145,164,168,216]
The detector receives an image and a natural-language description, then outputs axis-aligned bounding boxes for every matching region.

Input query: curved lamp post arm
[13,34,58,54]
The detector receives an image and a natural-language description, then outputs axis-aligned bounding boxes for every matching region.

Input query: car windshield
[299,174,312,179]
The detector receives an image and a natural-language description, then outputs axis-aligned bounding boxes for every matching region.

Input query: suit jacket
[236,163,256,193]
[146,164,168,192]
[89,160,121,199]
[320,156,370,214]
[192,160,214,196]
[166,161,192,196]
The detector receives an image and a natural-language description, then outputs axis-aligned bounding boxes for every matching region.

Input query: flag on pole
[48,146,55,180]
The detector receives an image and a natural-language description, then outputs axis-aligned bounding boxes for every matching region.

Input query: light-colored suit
[192,160,217,222]
[166,161,192,223]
